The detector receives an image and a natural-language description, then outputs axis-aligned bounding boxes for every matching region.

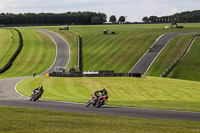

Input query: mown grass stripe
[26,24,200,77]
[167,36,200,81]
[0,29,18,69]
[146,33,199,77]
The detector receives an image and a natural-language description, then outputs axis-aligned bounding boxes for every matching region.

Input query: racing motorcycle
[30,90,41,101]
[85,93,108,107]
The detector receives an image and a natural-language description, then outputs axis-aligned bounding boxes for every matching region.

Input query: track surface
[0,30,200,121]
[35,29,70,75]
[1,99,200,121]
[129,32,192,75]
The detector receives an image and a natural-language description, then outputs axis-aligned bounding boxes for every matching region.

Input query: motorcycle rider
[33,85,44,98]
[94,88,108,102]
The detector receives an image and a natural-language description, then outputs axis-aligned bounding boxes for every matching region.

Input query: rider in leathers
[33,85,44,98]
[94,88,108,102]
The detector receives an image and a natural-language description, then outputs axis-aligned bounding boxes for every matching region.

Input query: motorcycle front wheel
[85,100,91,107]
[33,94,38,101]
[30,94,33,101]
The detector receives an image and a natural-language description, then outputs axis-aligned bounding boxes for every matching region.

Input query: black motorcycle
[30,90,41,101]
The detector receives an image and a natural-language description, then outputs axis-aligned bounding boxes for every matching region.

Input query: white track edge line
[143,37,173,75]
[35,29,58,76]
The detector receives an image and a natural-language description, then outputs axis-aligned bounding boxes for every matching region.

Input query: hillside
[0,29,18,69]
[42,24,200,77]
[167,36,200,81]
[146,33,199,76]
[39,24,200,73]
[0,29,56,79]
[1,24,199,81]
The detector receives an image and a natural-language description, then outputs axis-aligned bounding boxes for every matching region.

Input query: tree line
[142,10,200,23]
[1,10,199,25]
[109,15,126,24]
[0,12,107,25]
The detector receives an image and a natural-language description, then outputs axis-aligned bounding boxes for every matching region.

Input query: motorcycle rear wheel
[85,100,91,107]
[95,99,104,108]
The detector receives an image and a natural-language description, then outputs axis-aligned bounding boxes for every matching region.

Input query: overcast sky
[0,0,199,22]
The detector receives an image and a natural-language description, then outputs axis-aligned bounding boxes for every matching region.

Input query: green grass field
[0,29,19,69]
[32,24,200,74]
[1,106,200,133]
[146,33,200,77]
[167,36,200,81]
[64,24,200,74]
[0,29,56,79]
[17,76,200,112]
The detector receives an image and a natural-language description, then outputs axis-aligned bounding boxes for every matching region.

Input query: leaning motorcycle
[85,93,108,107]
[30,90,41,101]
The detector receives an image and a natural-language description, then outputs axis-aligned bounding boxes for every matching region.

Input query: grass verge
[17,76,200,112]
[0,106,200,133]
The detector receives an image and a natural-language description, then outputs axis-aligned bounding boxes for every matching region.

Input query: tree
[98,12,107,24]
[142,16,149,23]
[118,16,126,24]
[148,16,158,23]
[109,15,117,23]
[91,17,102,24]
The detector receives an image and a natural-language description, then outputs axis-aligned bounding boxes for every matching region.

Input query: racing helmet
[39,85,43,90]
[101,88,106,91]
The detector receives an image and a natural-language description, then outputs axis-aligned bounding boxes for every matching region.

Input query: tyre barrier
[49,71,141,78]
[0,28,23,74]
[160,34,200,77]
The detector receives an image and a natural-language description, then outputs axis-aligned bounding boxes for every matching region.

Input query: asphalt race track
[1,99,200,121]
[35,29,70,75]
[129,32,194,75]
[0,30,200,121]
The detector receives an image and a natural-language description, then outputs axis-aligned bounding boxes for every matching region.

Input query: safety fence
[160,34,200,77]
[0,28,23,74]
